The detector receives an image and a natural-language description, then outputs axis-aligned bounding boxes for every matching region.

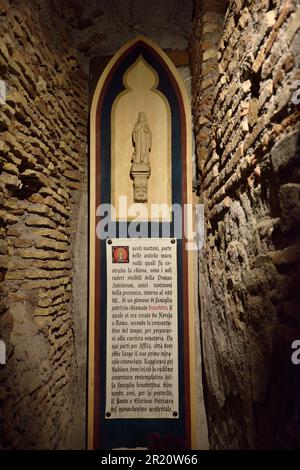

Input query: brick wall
[0,0,87,449]
[191,0,300,449]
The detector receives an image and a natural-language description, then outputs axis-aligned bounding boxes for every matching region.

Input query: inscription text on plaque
[105,238,178,419]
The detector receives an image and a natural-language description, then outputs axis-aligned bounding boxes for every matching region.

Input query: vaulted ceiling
[50,0,193,57]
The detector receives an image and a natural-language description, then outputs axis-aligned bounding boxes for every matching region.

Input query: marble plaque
[105,238,178,419]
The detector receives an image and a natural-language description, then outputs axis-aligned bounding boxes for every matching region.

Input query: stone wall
[191,0,300,449]
[0,0,87,449]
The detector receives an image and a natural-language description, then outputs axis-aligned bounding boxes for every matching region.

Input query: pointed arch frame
[88,36,196,449]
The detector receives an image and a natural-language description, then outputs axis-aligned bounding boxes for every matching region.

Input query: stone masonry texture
[0,0,87,449]
[0,0,195,451]
[191,0,300,449]
[1,0,299,452]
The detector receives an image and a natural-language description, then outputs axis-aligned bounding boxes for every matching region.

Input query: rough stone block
[203,49,218,62]
[271,130,300,173]
[25,215,56,229]
[279,183,300,233]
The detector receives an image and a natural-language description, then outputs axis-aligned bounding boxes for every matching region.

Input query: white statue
[132,112,152,164]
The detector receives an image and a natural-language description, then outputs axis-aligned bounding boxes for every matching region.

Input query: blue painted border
[96,43,187,449]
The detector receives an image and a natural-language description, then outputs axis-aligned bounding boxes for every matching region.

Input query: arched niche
[89,36,196,450]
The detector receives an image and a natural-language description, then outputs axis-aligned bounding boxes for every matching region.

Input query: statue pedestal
[130,162,151,202]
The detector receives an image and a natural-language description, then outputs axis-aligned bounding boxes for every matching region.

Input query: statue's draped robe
[133,121,151,163]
